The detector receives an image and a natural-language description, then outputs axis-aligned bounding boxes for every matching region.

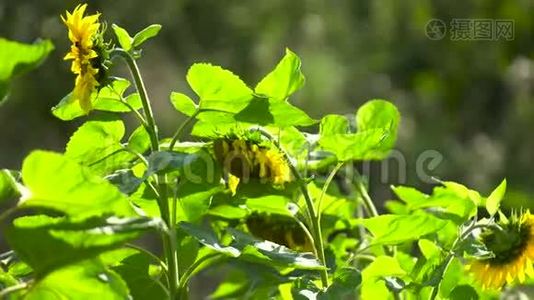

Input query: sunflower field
[1,2,534,300]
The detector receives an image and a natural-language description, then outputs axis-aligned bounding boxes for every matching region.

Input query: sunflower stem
[254,128,329,289]
[169,109,200,151]
[112,48,180,300]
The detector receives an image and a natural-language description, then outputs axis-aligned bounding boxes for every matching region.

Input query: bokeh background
[1,0,534,209]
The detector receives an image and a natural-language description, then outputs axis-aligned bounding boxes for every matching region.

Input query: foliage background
[1,1,534,294]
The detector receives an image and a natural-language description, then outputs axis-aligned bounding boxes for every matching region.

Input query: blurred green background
[1,0,534,210]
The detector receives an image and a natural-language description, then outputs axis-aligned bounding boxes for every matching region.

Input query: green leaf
[112,24,133,51]
[0,169,20,204]
[106,169,143,195]
[449,285,479,300]
[0,38,53,103]
[5,215,160,274]
[170,92,198,116]
[255,48,305,101]
[228,229,324,270]
[52,78,141,120]
[132,24,162,48]
[128,125,151,154]
[321,267,362,299]
[179,222,241,257]
[25,260,129,299]
[486,179,507,216]
[320,114,349,137]
[234,97,316,127]
[65,115,133,176]
[110,250,168,300]
[319,100,400,161]
[209,205,248,219]
[21,150,136,218]
[359,213,448,245]
[361,256,406,299]
[319,129,390,161]
[187,63,253,113]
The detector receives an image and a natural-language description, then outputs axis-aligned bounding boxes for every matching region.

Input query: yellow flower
[214,138,291,195]
[61,4,101,113]
[467,211,534,289]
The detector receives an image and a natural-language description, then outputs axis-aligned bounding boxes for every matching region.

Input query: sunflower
[61,4,101,113]
[246,213,313,252]
[213,135,291,195]
[467,211,534,289]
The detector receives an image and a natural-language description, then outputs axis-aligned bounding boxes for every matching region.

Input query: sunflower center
[482,221,531,265]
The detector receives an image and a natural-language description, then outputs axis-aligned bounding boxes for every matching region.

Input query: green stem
[112,48,179,299]
[168,110,200,151]
[125,243,168,272]
[317,162,344,226]
[177,253,223,293]
[254,129,329,288]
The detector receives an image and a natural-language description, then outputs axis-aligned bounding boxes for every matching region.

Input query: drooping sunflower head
[62,4,109,113]
[246,213,313,252]
[213,131,292,195]
[467,211,534,289]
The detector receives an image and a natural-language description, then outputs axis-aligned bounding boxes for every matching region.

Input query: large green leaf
[0,38,53,103]
[319,100,400,161]
[358,213,448,245]
[25,260,129,299]
[20,150,136,218]
[5,214,160,274]
[52,78,142,120]
[255,48,305,101]
[187,63,253,113]
[65,116,133,176]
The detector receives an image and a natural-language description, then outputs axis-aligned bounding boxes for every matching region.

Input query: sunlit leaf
[0,38,53,103]
[52,78,141,120]
[112,24,133,51]
[170,92,197,116]
[187,63,253,113]
[127,125,151,154]
[319,100,399,161]
[65,115,132,175]
[21,151,136,218]
[319,114,349,137]
[361,256,406,299]
[25,260,129,299]
[358,213,448,245]
[132,24,162,48]
[255,48,305,101]
[486,179,507,217]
